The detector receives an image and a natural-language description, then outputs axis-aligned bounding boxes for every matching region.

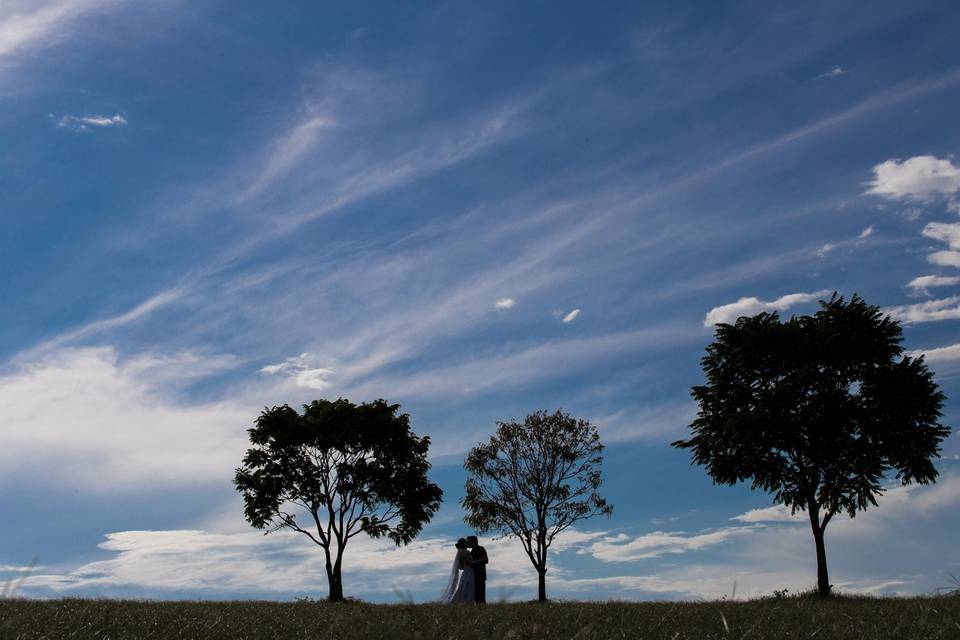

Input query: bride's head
[455,538,467,549]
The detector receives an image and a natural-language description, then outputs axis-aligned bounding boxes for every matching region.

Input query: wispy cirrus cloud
[666,67,960,195]
[196,97,529,274]
[592,402,696,443]
[28,286,187,356]
[0,0,120,61]
[816,224,878,260]
[239,115,334,201]
[346,325,699,403]
[704,290,831,326]
[284,215,608,385]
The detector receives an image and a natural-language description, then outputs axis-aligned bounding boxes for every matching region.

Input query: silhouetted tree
[673,293,949,597]
[462,410,613,602]
[234,398,443,601]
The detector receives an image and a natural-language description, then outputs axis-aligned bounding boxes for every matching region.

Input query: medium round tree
[234,398,443,601]
[462,409,613,602]
[673,293,949,597]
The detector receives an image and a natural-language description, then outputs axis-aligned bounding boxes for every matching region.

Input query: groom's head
[466,535,479,548]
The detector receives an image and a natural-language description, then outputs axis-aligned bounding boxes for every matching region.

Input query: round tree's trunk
[806,499,831,598]
[325,560,344,602]
[537,568,547,603]
[812,526,831,598]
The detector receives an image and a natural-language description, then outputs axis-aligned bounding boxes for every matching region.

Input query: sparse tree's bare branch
[461,409,613,602]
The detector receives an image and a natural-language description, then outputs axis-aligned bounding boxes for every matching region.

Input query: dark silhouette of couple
[441,535,488,604]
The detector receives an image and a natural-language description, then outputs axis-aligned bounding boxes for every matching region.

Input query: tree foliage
[234,398,443,601]
[673,293,949,597]
[462,410,612,602]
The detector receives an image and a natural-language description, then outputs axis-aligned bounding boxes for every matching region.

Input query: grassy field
[1,594,959,639]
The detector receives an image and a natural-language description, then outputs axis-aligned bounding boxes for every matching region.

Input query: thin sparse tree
[234,398,443,601]
[673,293,950,597]
[462,409,613,602]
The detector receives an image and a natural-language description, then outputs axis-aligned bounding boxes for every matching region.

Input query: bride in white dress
[441,538,475,603]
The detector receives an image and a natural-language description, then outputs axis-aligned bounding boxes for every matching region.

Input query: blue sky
[2,0,960,603]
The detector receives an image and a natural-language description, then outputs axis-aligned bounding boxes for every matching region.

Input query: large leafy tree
[673,293,949,597]
[462,410,613,602]
[234,398,443,601]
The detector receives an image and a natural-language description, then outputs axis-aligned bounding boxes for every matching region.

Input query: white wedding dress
[441,548,475,603]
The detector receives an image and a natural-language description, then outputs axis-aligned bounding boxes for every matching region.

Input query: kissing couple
[440,535,488,604]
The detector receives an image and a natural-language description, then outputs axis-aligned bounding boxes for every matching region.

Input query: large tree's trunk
[537,567,547,603]
[807,500,831,598]
[323,546,344,602]
[330,547,345,602]
[812,526,830,598]
[328,571,344,602]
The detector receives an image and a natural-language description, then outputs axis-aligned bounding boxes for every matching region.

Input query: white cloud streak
[923,222,960,251]
[585,528,756,562]
[906,343,960,363]
[562,308,581,323]
[907,275,960,292]
[928,251,960,267]
[495,298,516,310]
[866,155,960,202]
[813,65,847,80]
[884,295,960,324]
[704,290,831,326]
[905,220,960,292]
[731,505,802,524]
[57,112,126,132]
[260,352,334,390]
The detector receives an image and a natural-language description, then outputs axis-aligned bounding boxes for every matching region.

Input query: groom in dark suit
[466,535,488,603]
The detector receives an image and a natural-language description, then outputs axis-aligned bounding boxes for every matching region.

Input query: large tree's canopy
[234,398,442,546]
[674,293,949,518]
[462,410,612,551]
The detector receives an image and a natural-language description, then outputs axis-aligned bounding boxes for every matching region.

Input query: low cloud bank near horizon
[14,471,959,602]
